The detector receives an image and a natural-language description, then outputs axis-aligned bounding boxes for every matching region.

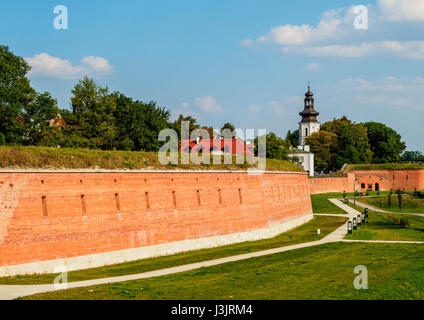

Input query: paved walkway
[0,198,422,300]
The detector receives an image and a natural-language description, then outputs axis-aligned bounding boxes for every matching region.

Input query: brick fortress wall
[309,170,424,194]
[0,171,312,275]
[309,173,356,194]
[352,169,424,191]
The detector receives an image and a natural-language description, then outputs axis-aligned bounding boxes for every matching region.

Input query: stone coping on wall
[0,169,307,175]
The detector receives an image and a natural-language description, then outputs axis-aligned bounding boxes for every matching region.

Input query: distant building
[289,145,315,176]
[290,85,319,176]
[180,137,255,156]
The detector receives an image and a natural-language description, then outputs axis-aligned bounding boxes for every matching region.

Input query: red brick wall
[309,170,424,194]
[309,173,356,194]
[0,171,312,267]
[352,169,424,191]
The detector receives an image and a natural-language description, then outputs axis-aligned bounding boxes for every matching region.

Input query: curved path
[0,198,422,300]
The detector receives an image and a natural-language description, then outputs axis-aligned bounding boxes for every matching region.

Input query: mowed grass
[359,193,424,213]
[0,146,303,172]
[310,192,350,214]
[345,205,424,241]
[310,191,408,215]
[21,242,424,300]
[0,216,346,285]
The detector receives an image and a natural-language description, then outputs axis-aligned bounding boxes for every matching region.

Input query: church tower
[299,84,320,146]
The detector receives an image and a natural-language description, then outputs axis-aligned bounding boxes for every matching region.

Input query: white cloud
[337,76,424,112]
[180,102,190,108]
[378,0,424,21]
[194,96,223,113]
[240,38,254,47]
[305,62,321,71]
[25,53,87,79]
[244,7,349,46]
[81,56,113,73]
[248,104,262,116]
[242,3,424,60]
[25,53,113,79]
[282,41,424,59]
[340,76,424,92]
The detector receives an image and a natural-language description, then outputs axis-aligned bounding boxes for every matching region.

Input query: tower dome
[299,84,319,123]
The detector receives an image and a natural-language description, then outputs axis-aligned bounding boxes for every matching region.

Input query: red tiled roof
[180,138,254,156]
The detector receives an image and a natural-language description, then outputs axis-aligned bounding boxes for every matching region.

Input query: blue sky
[1,0,424,152]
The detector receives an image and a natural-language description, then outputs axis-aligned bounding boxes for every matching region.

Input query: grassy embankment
[0,215,346,285]
[345,163,424,171]
[358,193,424,213]
[21,242,424,300]
[310,190,421,214]
[310,192,356,214]
[0,146,304,172]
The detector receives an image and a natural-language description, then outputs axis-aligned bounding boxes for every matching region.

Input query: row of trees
[1,45,420,166]
[301,116,408,172]
[0,45,239,152]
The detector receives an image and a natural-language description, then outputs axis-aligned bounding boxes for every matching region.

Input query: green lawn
[0,215,346,285]
[311,192,350,214]
[20,242,424,300]
[345,205,424,241]
[359,193,424,213]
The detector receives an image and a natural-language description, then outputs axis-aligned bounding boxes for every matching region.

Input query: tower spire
[298,84,320,146]
[300,84,318,123]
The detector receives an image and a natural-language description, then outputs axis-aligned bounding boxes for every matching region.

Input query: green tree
[68,77,117,149]
[398,190,402,211]
[401,151,424,162]
[321,116,351,136]
[321,117,373,170]
[364,122,406,163]
[254,132,291,160]
[220,122,236,138]
[113,92,170,151]
[201,126,215,139]
[285,129,299,147]
[0,45,36,144]
[22,92,60,146]
[305,131,338,172]
[0,132,5,145]
[173,114,200,138]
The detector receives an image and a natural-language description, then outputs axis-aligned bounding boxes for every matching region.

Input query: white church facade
[289,85,320,176]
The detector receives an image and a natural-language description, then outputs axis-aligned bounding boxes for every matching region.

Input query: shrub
[123,161,134,169]
[387,213,410,228]
[399,216,410,228]
[398,191,402,211]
